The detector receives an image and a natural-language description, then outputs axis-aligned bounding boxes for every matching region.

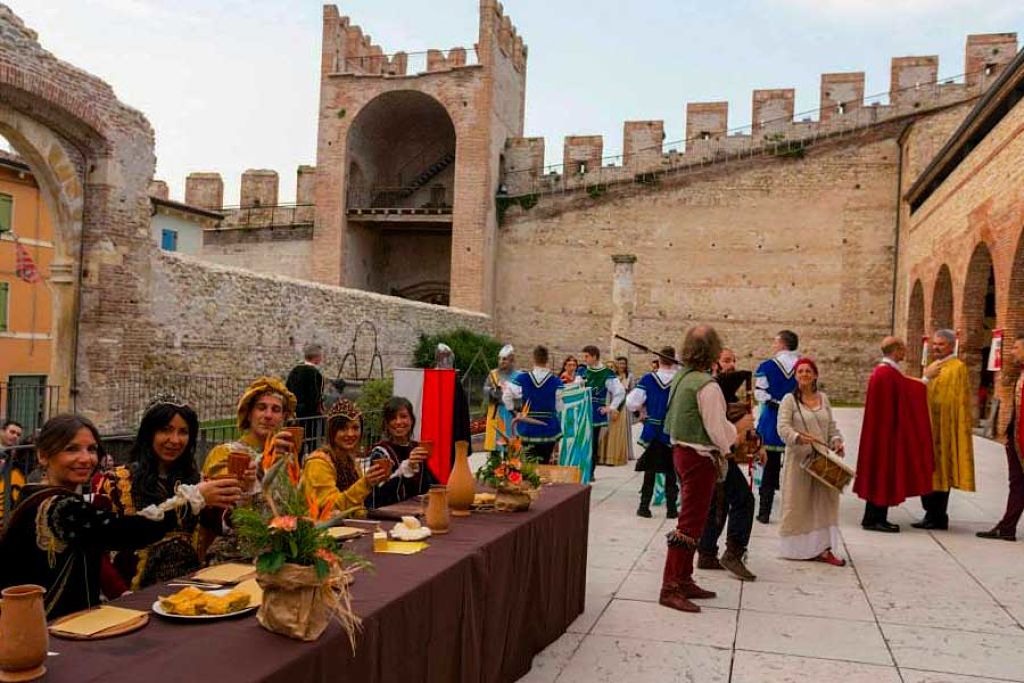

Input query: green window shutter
[0,194,11,233]
[0,281,8,332]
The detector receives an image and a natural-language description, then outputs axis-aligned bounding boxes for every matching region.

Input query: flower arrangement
[476,413,542,511]
[231,456,368,644]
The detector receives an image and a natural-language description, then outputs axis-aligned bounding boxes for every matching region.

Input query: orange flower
[315,548,339,566]
[268,515,298,532]
[509,457,522,469]
[494,465,506,478]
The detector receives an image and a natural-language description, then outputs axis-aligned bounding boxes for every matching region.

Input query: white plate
[151,588,258,621]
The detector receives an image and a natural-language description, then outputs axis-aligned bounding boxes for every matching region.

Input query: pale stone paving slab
[516,409,1024,682]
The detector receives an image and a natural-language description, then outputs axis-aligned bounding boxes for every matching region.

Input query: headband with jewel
[327,398,362,424]
[143,392,189,417]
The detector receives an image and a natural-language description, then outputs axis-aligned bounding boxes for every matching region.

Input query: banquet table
[45,483,590,683]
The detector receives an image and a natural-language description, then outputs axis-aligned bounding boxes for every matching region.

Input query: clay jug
[447,440,475,517]
[0,584,48,682]
[425,485,450,534]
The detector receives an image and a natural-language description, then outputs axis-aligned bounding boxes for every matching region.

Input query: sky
[8,0,1024,203]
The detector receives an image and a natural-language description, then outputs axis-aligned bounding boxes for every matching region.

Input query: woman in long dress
[777,358,847,566]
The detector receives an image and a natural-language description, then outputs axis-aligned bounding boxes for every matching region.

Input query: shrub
[356,377,393,444]
[413,328,503,374]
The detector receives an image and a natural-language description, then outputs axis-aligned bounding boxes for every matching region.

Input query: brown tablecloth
[46,484,590,683]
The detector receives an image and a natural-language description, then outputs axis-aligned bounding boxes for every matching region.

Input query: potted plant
[475,435,541,512]
[231,457,368,644]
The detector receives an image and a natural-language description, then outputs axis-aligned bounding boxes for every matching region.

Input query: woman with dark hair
[777,358,846,566]
[300,399,389,518]
[0,414,226,619]
[365,396,435,509]
[559,355,581,385]
[93,395,246,591]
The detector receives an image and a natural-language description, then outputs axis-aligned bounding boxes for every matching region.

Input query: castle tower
[312,2,527,313]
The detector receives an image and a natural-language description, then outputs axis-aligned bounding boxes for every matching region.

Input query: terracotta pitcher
[447,440,475,517]
[0,584,48,682]
[425,485,450,534]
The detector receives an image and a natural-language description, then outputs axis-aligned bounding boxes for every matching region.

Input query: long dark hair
[382,396,416,440]
[129,403,200,506]
[325,413,362,491]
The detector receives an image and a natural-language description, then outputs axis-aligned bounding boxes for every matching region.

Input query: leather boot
[679,581,717,600]
[697,552,723,570]
[757,490,774,524]
[720,542,757,581]
[666,501,679,519]
[659,586,700,613]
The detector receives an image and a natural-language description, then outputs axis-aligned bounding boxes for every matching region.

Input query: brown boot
[659,587,700,613]
[720,543,757,582]
[679,581,717,600]
[697,552,723,570]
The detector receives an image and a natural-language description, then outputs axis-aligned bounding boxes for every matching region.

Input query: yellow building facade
[0,152,54,430]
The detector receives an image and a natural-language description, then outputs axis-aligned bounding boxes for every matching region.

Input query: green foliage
[337,108,347,119]
[413,328,503,374]
[475,446,542,489]
[586,184,607,199]
[231,466,369,580]
[496,193,540,224]
[356,377,393,440]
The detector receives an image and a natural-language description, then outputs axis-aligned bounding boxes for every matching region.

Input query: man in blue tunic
[754,330,800,524]
[503,346,565,463]
[577,345,625,482]
[626,346,678,518]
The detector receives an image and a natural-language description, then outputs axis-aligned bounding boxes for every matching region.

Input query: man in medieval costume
[660,325,752,613]
[853,337,934,532]
[484,345,518,451]
[577,344,625,482]
[503,345,565,463]
[977,333,1024,541]
[913,329,975,530]
[625,346,679,519]
[754,330,801,523]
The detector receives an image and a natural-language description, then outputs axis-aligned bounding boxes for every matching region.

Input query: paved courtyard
[520,408,1024,682]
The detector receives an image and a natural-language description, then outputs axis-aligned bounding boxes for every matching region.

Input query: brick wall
[495,126,907,401]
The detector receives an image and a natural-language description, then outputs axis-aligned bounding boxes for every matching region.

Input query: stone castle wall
[495,126,908,402]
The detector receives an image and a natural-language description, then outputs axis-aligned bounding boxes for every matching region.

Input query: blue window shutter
[161,229,178,251]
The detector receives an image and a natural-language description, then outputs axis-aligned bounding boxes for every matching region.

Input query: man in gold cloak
[913,329,975,530]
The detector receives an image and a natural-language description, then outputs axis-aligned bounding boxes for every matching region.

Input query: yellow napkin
[233,578,263,606]
[52,606,145,636]
[377,541,429,555]
[327,526,363,540]
[193,563,256,584]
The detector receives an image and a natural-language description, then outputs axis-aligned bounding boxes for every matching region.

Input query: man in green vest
[660,325,753,613]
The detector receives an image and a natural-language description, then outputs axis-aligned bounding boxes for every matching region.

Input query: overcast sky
[9,0,1024,203]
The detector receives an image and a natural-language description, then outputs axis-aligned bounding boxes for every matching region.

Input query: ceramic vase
[0,584,48,682]
[447,440,475,516]
[425,485,450,533]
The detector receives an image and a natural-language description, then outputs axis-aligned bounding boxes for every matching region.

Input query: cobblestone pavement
[519,408,1024,683]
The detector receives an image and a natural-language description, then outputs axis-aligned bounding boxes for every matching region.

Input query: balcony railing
[217,203,315,229]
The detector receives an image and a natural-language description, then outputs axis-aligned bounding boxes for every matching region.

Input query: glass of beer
[283,426,305,456]
[227,450,250,480]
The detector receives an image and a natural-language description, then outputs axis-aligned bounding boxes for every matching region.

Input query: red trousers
[662,445,719,589]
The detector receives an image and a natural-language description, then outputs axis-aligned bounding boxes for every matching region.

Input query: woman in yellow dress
[300,399,389,519]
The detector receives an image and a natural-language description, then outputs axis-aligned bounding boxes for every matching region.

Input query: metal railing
[1,383,61,434]
[216,203,315,229]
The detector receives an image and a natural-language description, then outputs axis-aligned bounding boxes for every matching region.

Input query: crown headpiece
[327,398,362,423]
[143,392,189,416]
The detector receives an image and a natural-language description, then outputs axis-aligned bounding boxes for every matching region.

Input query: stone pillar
[610,254,637,359]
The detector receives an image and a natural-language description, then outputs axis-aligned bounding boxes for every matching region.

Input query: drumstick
[796,431,842,453]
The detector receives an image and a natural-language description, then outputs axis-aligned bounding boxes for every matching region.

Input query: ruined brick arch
[1007,229,1024,385]
[0,6,157,419]
[960,242,996,407]
[930,264,955,333]
[906,279,925,371]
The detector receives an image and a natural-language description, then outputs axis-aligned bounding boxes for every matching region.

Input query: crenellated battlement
[482,1,527,72]
[501,32,1018,197]
[169,166,317,227]
[320,5,479,78]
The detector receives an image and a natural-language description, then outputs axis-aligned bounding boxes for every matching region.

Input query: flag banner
[988,329,1003,372]
[558,385,593,484]
[392,367,455,484]
[14,240,41,283]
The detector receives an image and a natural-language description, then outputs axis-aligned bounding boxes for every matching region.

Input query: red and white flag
[393,367,456,484]
[14,240,42,283]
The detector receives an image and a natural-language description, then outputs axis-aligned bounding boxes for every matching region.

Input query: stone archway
[343,90,456,302]
[0,7,156,423]
[907,279,925,373]
[960,243,996,418]
[931,264,954,332]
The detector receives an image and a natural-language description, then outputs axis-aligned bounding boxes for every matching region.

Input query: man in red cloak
[853,337,934,532]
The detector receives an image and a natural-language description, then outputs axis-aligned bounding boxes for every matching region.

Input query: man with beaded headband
[300,399,389,519]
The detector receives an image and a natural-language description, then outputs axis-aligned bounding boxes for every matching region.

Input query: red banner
[419,368,455,484]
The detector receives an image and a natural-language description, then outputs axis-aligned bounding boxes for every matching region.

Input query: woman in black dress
[365,397,435,509]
